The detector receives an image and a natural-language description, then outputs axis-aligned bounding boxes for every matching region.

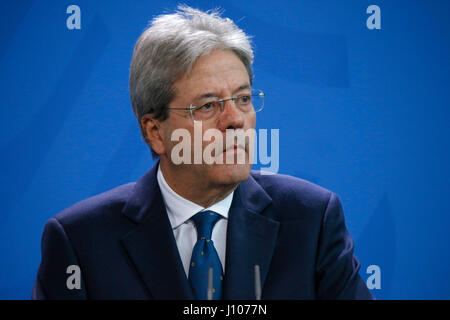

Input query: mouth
[223,144,247,154]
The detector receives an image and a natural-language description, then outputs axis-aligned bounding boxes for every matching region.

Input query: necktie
[188,210,223,300]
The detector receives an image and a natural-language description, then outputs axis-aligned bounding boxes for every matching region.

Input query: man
[32,5,373,300]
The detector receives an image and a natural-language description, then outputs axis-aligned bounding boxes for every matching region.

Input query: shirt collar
[157,165,233,229]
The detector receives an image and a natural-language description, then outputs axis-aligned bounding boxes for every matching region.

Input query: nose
[216,99,245,132]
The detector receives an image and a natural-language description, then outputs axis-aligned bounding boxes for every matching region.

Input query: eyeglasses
[167,89,264,121]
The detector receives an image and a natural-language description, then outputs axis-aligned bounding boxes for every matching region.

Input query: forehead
[173,50,250,101]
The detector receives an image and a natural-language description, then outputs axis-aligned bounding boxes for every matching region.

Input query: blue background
[1,0,449,299]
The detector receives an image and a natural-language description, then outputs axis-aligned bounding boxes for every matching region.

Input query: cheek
[160,122,173,146]
[246,113,256,128]
[162,119,199,160]
[163,116,190,141]
[160,121,179,154]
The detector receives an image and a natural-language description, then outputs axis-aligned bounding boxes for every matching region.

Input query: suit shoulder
[250,171,335,217]
[53,182,136,227]
[251,171,332,200]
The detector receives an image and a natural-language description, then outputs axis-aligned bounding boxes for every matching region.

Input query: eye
[238,95,251,104]
[199,102,215,110]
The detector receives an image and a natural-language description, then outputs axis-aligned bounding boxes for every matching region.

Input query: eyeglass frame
[165,89,265,121]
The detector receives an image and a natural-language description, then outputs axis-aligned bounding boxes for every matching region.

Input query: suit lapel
[223,173,280,299]
[120,163,194,299]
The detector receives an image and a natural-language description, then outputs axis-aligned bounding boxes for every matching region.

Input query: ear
[141,114,167,156]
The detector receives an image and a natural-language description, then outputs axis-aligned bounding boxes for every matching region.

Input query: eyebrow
[195,83,251,101]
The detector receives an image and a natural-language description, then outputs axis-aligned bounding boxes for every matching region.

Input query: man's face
[160,49,256,188]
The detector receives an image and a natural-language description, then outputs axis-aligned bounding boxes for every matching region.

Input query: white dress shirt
[157,165,233,277]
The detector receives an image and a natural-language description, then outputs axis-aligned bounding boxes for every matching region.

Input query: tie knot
[191,211,221,240]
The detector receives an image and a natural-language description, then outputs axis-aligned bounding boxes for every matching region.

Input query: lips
[223,144,246,153]
[209,143,246,158]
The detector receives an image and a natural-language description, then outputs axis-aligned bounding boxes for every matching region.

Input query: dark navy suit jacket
[32,163,373,299]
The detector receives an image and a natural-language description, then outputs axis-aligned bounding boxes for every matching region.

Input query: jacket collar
[122,162,160,224]
[121,162,194,299]
[223,172,280,299]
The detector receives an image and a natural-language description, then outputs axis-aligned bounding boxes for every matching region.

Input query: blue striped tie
[188,210,223,300]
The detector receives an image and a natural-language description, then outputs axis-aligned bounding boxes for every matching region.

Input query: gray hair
[129,5,254,156]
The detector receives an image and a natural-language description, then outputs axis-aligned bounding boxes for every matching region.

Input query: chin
[208,163,251,186]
